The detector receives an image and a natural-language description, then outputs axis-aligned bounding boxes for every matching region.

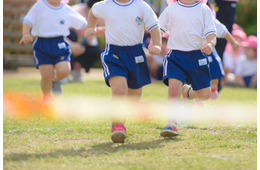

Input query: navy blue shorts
[208,48,225,80]
[33,36,71,69]
[163,50,211,91]
[101,44,151,89]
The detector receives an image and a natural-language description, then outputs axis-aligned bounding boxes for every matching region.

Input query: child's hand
[148,44,161,55]
[96,26,105,37]
[231,40,240,51]
[201,43,213,55]
[84,28,97,38]
[19,34,33,44]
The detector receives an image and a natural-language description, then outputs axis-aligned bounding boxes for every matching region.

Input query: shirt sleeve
[142,2,159,32]
[158,6,170,33]
[68,7,87,30]
[203,5,216,37]
[215,18,228,39]
[91,1,106,18]
[23,3,38,27]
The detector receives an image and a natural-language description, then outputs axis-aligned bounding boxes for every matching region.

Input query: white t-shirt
[215,18,227,39]
[235,58,257,77]
[159,1,216,51]
[92,0,159,46]
[223,51,245,73]
[24,0,87,37]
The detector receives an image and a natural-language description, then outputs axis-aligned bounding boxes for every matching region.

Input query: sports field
[3,69,257,169]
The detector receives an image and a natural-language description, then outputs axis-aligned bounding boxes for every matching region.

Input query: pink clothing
[225,25,247,53]
[242,35,257,56]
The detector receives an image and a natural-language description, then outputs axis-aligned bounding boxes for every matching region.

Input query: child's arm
[224,31,240,51]
[19,23,33,44]
[215,18,240,51]
[201,34,216,55]
[148,27,162,55]
[84,9,100,38]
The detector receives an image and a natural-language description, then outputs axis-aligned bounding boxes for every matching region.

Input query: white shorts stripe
[163,51,171,76]
[33,50,39,66]
[32,38,39,66]
[101,44,110,77]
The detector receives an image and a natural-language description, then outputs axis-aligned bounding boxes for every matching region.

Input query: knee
[41,73,53,81]
[197,92,211,100]
[112,86,128,96]
[56,68,71,79]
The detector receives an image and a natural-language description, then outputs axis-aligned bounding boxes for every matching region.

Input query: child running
[20,0,87,104]
[85,0,161,143]
[159,0,216,137]
[206,1,239,99]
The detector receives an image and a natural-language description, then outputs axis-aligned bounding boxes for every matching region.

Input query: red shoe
[111,123,126,143]
[210,86,219,100]
[42,95,54,105]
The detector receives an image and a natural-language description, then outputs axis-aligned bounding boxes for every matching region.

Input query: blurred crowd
[64,0,257,89]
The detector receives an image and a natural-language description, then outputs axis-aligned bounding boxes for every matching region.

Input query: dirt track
[3,67,104,80]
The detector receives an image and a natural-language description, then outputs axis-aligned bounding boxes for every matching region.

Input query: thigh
[109,76,128,96]
[195,87,211,99]
[168,78,183,91]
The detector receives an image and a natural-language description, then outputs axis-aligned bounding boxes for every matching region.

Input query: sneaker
[52,80,62,96]
[160,121,179,137]
[60,76,71,84]
[210,86,219,100]
[182,84,191,100]
[111,123,126,143]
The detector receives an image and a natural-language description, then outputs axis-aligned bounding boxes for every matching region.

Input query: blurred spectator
[223,28,247,74]
[215,0,238,59]
[234,36,257,88]
[66,0,105,82]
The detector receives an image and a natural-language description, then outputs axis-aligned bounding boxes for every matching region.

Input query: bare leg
[128,88,142,100]
[189,87,211,101]
[108,76,128,143]
[211,79,219,87]
[168,78,183,100]
[54,61,71,81]
[39,65,54,97]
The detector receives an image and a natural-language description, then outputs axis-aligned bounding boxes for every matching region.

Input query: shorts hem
[105,74,128,87]
[163,75,185,86]
[192,83,211,91]
[128,80,151,89]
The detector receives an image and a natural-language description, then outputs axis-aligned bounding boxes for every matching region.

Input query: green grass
[3,77,257,169]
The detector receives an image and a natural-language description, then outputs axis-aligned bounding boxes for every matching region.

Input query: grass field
[3,77,257,169]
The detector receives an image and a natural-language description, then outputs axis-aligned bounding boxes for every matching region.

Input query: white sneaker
[182,84,191,99]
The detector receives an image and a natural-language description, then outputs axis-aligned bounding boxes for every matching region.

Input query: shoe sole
[160,130,179,138]
[111,131,126,143]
